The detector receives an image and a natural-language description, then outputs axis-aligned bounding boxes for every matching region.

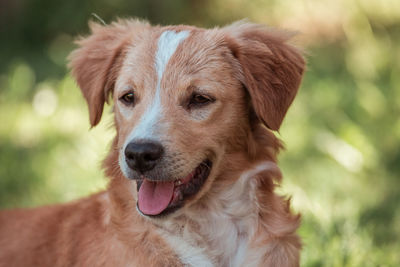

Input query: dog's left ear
[68,19,148,127]
[224,22,305,131]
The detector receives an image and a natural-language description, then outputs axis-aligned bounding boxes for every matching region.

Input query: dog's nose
[124,141,164,173]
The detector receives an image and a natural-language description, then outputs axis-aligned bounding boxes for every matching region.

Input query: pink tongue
[138,180,174,215]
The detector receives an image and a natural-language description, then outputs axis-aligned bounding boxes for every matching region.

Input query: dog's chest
[158,176,260,266]
[159,216,253,267]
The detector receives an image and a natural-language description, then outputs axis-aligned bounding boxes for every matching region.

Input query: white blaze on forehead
[155,30,190,81]
[124,30,190,145]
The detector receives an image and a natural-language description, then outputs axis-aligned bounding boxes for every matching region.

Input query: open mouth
[136,159,212,217]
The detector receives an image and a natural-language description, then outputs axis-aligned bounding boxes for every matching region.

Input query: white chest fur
[158,162,279,267]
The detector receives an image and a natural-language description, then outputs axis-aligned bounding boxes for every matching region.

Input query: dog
[0,19,305,266]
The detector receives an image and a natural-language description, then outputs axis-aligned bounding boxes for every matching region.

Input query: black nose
[124,141,164,173]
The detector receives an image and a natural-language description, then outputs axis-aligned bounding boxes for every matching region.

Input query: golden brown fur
[0,19,305,266]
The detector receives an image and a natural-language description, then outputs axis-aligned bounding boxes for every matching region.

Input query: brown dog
[0,19,305,266]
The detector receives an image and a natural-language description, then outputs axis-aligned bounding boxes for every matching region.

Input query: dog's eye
[189,93,214,108]
[120,92,135,105]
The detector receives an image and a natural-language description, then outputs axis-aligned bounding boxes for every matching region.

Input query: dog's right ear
[68,20,148,127]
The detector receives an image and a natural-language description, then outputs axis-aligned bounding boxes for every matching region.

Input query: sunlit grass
[0,70,112,207]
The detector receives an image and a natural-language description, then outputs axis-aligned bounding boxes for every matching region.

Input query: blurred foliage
[0,0,399,266]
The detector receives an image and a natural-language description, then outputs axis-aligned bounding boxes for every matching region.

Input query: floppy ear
[224,22,305,131]
[68,19,148,127]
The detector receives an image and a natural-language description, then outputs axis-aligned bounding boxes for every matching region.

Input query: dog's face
[113,28,249,217]
[69,20,305,218]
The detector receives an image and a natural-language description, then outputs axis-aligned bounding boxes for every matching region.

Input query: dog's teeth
[175,180,182,186]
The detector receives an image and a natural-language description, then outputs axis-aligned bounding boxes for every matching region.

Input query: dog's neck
[156,161,281,267]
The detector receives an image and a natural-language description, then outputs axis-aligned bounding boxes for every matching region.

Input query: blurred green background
[0,0,399,265]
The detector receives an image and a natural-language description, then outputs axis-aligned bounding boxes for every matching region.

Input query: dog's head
[69,19,305,218]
